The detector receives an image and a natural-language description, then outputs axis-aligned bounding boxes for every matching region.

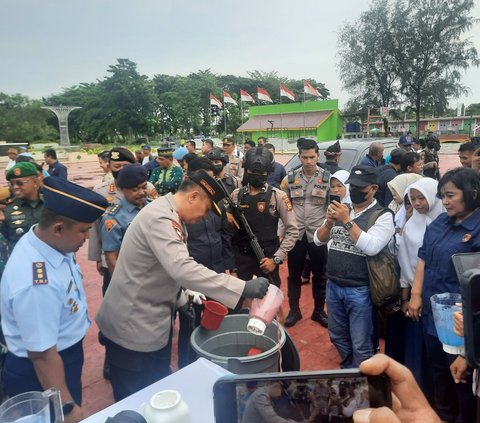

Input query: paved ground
[2,146,463,418]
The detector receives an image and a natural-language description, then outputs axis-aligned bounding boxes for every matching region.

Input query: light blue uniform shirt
[101,198,144,252]
[0,227,90,357]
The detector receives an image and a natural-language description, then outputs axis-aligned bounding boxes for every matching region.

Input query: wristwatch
[343,221,354,230]
[62,400,76,416]
[273,256,283,265]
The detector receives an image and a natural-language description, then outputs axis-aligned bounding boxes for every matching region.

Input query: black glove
[242,277,269,299]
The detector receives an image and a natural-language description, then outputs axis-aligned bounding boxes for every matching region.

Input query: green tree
[0,93,58,142]
[338,0,399,134]
[466,103,480,116]
[390,0,478,136]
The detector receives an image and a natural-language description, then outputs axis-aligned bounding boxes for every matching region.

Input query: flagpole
[240,98,245,143]
[279,87,283,143]
[303,91,306,136]
[224,103,227,135]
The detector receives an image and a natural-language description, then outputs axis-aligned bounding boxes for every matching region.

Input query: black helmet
[206,147,229,165]
[244,146,275,173]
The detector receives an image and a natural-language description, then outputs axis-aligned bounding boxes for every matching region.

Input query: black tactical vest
[327,203,384,287]
[235,186,279,256]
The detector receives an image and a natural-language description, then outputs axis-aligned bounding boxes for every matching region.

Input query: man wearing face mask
[231,147,298,287]
[314,165,395,368]
[206,147,241,194]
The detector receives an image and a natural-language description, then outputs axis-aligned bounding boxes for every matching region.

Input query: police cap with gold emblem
[188,169,226,216]
[42,176,109,223]
[109,147,136,164]
[6,162,38,180]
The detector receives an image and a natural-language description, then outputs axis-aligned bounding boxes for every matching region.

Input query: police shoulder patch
[172,221,184,242]
[282,195,293,211]
[32,262,48,285]
[104,219,118,232]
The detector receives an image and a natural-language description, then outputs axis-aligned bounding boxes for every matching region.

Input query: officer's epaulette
[107,204,120,215]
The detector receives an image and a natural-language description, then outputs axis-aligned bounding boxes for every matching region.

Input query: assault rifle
[216,179,275,286]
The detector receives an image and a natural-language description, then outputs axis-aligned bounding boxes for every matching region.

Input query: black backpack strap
[366,207,394,231]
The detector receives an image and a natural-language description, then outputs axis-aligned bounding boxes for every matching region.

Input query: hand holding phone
[329,194,341,204]
[354,354,440,423]
[213,368,391,423]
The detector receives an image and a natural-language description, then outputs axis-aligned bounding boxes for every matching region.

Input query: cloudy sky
[1,0,479,109]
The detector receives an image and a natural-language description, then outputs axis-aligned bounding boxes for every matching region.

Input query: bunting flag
[223,91,237,105]
[210,94,223,108]
[240,89,255,103]
[257,87,273,103]
[280,84,295,101]
[304,80,321,97]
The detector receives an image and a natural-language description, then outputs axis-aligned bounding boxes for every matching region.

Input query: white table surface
[81,358,231,423]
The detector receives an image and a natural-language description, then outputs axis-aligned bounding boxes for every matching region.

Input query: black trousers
[234,249,281,287]
[105,335,172,402]
[2,340,83,405]
[424,333,476,423]
[287,234,327,310]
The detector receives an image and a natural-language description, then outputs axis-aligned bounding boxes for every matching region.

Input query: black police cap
[346,165,379,187]
[109,147,136,163]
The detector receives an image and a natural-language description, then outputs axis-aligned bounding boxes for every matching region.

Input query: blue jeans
[327,280,374,368]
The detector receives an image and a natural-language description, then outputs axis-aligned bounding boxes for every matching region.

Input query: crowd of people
[0,133,479,423]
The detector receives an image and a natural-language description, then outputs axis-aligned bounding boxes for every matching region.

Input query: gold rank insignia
[12,220,24,225]
[11,211,23,216]
[32,262,48,285]
[108,183,116,194]
[463,233,472,243]
[104,219,118,232]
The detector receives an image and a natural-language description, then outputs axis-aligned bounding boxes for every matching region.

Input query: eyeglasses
[9,177,36,187]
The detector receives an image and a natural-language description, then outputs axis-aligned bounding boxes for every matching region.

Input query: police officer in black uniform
[206,147,241,194]
[231,147,298,287]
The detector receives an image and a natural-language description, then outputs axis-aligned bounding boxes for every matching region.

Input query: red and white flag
[240,89,255,103]
[257,87,273,103]
[210,94,223,108]
[303,80,321,97]
[223,91,237,105]
[280,84,295,101]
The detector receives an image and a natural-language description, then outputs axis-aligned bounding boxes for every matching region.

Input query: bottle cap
[247,317,266,335]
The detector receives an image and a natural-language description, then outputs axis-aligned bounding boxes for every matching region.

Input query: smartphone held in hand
[213,369,392,423]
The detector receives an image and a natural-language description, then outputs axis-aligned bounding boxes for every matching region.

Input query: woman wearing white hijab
[387,173,423,230]
[329,170,351,204]
[394,177,444,395]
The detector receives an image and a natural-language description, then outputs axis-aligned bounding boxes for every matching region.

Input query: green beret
[6,162,38,180]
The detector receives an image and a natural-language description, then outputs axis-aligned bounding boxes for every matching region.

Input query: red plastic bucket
[200,300,228,331]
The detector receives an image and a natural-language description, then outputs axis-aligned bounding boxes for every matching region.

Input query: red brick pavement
[2,148,461,418]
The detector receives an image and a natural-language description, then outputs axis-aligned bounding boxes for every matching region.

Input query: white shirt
[314,200,395,256]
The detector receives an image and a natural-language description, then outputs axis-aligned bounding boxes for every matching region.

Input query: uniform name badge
[32,262,48,285]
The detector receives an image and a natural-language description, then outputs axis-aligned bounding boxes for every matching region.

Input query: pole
[279,90,283,143]
[366,107,371,137]
[240,100,245,143]
[224,105,227,135]
[303,92,306,136]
